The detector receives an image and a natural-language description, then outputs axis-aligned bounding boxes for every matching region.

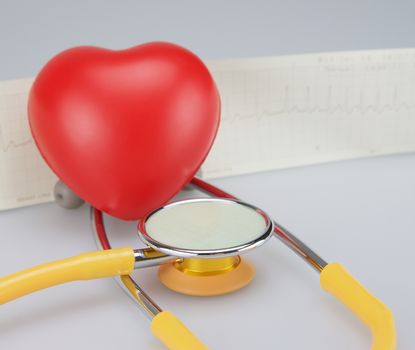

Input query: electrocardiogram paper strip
[202,49,415,178]
[1,49,415,210]
[0,78,57,210]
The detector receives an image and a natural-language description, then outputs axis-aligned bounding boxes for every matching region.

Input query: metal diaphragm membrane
[136,197,274,260]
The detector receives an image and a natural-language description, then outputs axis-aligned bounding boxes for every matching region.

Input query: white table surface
[1,1,414,349]
[1,155,414,349]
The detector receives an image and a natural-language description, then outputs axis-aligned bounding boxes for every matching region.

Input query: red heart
[28,42,220,220]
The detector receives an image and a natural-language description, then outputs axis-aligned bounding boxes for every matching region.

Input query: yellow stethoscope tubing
[0,247,207,350]
[0,247,134,304]
[0,240,397,350]
[271,222,396,350]
[320,263,396,350]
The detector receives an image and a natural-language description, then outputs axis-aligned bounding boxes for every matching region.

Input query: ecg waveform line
[0,77,55,211]
[203,49,415,179]
[225,85,415,124]
[0,125,32,153]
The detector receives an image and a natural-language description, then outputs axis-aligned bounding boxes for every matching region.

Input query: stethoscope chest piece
[2,180,397,350]
[137,198,273,296]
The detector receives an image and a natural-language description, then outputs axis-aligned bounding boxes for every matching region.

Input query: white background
[0,1,414,349]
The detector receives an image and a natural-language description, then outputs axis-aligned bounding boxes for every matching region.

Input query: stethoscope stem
[133,248,177,269]
[91,207,162,320]
[120,275,162,319]
[273,222,327,273]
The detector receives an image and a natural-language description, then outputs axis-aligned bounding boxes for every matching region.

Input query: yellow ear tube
[320,262,396,350]
[0,247,135,304]
[151,311,208,350]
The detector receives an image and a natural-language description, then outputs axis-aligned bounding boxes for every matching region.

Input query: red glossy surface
[29,42,220,220]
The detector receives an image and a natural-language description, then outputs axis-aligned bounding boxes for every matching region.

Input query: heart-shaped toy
[29,42,220,220]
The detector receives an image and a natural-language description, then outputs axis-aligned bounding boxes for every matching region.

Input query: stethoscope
[0,176,394,349]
